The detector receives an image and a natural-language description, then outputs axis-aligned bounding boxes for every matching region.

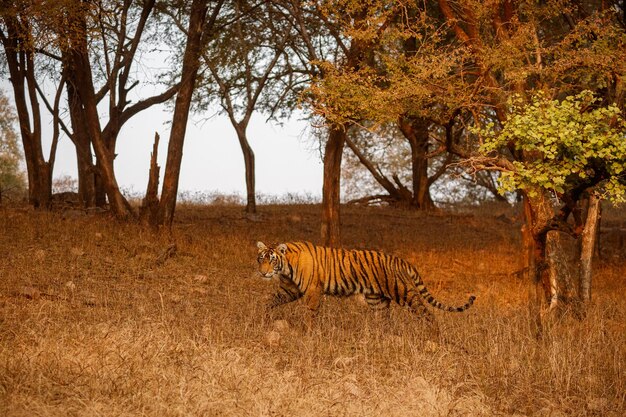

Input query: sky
[2,80,324,199]
[67,105,323,198]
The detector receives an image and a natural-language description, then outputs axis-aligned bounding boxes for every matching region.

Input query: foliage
[477,91,626,202]
[0,91,26,199]
[306,1,467,128]
[195,0,300,121]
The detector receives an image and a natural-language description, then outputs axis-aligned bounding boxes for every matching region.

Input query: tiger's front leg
[267,275,302,309]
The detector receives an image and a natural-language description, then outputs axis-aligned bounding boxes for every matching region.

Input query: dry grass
[0,203,624,416]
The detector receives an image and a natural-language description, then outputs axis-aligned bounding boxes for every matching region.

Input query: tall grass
[0,204,624,416]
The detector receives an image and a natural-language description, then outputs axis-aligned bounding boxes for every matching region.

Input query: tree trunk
[523,191,557,333]
[76,150,96,208]
[398,116,434,210]
[157,0,210,227]
[546,232,576,310]
[63,10,131,218]
[1,15,52,209]
[234,125,256,213]
[71,56,129,217]
[521,198,534,282]
[524,189,592,333]
[321,125,346,247]
[32,163,52,208]
[579,192,600,304]
[66,79,96,208]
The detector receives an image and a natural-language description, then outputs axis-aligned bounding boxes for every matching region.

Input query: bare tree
[157,0,225,227]
[1,0,181,215]
[199,0,292,213]
[0,4,61,208]
[59,0,180,215]
[57,1,131,217]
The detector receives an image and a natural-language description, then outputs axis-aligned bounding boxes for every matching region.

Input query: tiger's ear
[276,243,287,254]
[257,241,267,251]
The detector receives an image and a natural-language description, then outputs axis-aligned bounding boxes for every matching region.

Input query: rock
[20,286,40,300]
[272,319,290,333]
[84,294,97,306]
[264,330,281,347]
[193,274,209,283]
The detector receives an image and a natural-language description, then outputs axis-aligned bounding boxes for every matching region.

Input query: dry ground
[0,203,624,416]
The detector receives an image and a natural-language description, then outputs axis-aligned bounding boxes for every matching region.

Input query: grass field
[0,203,624,416]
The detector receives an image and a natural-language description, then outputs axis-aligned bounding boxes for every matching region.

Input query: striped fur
[257,241,475,316]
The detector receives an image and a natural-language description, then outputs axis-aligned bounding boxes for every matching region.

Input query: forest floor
[0,202,624,416]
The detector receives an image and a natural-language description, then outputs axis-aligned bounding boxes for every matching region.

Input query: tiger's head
[256,241,288,280]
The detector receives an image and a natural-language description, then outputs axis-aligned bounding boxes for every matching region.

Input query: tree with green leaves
[434,0,626,323]
[475,91,626,314]
[477,92,626,204]
[309,0,626,323]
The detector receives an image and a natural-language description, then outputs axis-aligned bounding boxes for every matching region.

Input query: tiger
[256,241,475,319]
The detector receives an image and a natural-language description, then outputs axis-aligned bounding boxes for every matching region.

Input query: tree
[157,0,225,227]
[281,0,395,246]
[1,0,181,215]
[309,0,626,323]
[199,0,292,214]
[341,124,503,206]
[433,0,626,324]
[64,0,179,211]
[306,1,472,216]
[341,124,448,207]
[0,90,25,203]
[56,1,132,217]
[476,91,626,314]
[0,1,63,208]
[56,0,183,216]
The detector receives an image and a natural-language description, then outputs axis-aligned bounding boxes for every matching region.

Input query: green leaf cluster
[477,91,626,202]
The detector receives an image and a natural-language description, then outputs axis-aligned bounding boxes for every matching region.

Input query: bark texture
[579,193,600,303]
[157,0,212,227]
[0,14,52,208]
[234,125,256,213]
[321,125,346,247]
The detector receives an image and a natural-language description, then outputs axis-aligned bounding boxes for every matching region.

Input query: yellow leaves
[306,64,390,126]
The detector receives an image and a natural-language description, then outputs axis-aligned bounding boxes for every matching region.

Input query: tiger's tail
[412,269,476,312]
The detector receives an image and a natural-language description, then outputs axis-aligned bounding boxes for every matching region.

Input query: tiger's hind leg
[365,294,392,316]
[407,292,440,337]
[299,284,323,333]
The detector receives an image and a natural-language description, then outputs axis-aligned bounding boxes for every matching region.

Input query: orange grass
[0,203,624,416]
